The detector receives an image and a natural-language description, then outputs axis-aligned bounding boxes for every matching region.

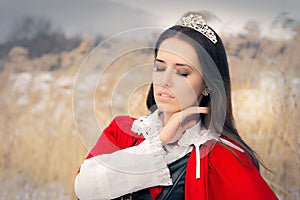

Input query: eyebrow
[154,58,193,70]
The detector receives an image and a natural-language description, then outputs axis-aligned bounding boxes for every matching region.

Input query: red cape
[83,116,278,200]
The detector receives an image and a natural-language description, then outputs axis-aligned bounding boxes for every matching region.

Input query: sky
[0,0,299,43]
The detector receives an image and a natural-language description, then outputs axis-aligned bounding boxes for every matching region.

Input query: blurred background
[0,0,299,199]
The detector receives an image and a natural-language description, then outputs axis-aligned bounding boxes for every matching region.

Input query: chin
[156,104,181,113]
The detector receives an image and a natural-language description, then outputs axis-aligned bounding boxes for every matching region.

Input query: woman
[75,13,278,200]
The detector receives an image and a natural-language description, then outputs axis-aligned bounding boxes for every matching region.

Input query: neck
[161,112,172,125]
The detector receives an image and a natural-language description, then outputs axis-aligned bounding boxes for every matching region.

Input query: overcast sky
[0,0,299,43]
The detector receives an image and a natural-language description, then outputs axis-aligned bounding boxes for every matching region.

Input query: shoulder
[105,115,138,137]
[208,139,254,168]
[111,115,136,126]
[113,115,136,122]
[96,115,143,149]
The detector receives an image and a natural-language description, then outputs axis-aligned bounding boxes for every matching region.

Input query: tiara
[176,14,217,44]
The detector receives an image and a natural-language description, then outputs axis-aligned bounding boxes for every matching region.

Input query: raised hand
[159,107,209,145]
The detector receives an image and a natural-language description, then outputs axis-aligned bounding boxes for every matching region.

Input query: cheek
[152,72,161,96]
[152,71,161,85]
[173,77,202,107]
[175,85,197,106]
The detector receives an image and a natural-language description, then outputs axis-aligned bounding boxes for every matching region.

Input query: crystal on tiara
[176,14,218,44]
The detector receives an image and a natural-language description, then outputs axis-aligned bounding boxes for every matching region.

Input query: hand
[159,107,209,146]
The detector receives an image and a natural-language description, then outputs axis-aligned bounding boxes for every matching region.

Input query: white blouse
[74,110,244,200]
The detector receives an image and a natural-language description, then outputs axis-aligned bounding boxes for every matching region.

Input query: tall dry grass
[0,40,93,199]
[0,71,87,199]
[228,31,300,199]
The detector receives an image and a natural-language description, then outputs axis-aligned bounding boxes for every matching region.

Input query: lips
[156,90,175,101]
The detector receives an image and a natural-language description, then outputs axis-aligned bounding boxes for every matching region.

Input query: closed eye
[175,67,191,77]
[154,64,166,72]
[177,72,189,77]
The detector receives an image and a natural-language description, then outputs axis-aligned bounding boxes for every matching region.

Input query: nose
[160,68,173,87]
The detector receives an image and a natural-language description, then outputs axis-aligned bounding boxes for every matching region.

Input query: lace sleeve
[74,133,172,200]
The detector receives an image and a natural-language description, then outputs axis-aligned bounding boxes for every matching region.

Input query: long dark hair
[147,25,262,170]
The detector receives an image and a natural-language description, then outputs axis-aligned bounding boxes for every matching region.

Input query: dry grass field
[0,28,299,200]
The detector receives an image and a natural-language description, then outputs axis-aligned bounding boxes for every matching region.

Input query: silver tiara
[176,14,217,44]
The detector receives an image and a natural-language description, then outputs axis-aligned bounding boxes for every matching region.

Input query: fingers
[197,106,209,114]
[180,106,209,119]
[178,106,208,127]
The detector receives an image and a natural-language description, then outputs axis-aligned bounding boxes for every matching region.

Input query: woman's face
[153,37,205,114]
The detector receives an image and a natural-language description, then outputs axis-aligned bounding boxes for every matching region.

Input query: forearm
[74,135,172,200]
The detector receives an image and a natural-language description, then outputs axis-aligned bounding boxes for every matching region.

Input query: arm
[75,106,209,200]
[74,116,172,200]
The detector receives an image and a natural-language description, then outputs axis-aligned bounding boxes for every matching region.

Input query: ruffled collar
[131,109,244,179]
[131,110,220,146]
